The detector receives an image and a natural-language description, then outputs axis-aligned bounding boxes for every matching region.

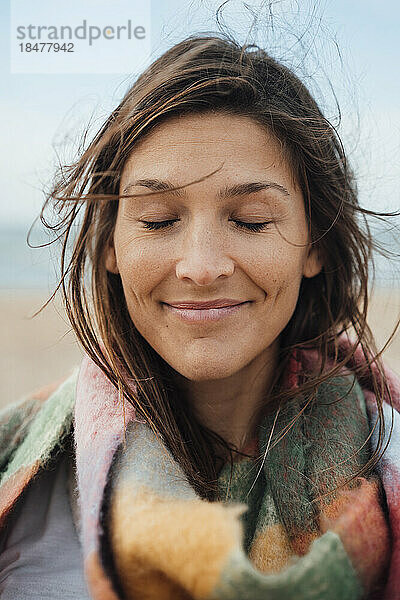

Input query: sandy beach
[1,287,399,410]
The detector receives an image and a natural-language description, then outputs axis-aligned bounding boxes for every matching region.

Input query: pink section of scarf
[74,356,136,556]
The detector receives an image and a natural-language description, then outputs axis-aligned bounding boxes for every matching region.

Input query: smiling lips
[163,299,249,322]
[167,298,246,309]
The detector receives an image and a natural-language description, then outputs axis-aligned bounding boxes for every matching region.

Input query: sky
[1,0,399,231]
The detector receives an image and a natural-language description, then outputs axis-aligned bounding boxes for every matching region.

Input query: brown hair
[35,33,398,499]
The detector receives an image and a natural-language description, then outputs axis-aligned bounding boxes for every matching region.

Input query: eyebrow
[122,178,290,199]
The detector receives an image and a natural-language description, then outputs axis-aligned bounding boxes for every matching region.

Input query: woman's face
[105,112,321,381]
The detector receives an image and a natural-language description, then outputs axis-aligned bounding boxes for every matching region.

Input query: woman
[0,34,399,600]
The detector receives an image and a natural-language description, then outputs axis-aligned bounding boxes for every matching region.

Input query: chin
[172,354,244,382]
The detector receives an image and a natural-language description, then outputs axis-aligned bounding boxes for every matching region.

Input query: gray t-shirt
[0,452,91,599]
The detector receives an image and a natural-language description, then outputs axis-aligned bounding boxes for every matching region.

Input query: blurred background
[1,0,399,408]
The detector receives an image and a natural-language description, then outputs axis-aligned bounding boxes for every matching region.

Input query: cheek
[117,241,169,304]
[245,242,306,295]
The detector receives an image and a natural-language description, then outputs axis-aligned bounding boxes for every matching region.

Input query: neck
[173,343,279,454]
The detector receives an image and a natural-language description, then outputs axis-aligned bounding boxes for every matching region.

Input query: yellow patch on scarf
[249,523,293,574]
[110,484,245,600]
[290,531,320,557]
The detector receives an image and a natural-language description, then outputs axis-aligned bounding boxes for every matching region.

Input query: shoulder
[297,341,400,417]
[302,371,371,440]
[314,371,367,413]
[294,347,368,417]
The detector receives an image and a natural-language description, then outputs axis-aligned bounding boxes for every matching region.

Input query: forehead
[120,112,297,193]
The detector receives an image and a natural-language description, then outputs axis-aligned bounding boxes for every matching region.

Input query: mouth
[161,301,250,323]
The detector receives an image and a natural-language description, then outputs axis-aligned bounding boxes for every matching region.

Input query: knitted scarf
[74,341,400,600]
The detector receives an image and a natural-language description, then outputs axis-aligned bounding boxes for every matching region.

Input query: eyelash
[140,219,272,232]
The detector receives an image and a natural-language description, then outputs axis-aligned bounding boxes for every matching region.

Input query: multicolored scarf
[72,339,400,600]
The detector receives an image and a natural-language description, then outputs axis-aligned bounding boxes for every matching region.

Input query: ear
[303,244,323,279]
[104,235,119,274]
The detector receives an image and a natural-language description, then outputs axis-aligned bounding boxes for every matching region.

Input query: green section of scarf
[214,373,386,599]
[218,373,369,545]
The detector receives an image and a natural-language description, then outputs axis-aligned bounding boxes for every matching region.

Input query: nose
[175,221,235,285]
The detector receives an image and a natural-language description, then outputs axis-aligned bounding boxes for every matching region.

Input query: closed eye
[231,220,272,232]
[140,219,272,232]
[141,219,178,230]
